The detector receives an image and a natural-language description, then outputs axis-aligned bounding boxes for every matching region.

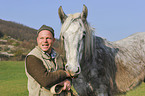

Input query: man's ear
[37,37,38,42]
[53,38,56,42]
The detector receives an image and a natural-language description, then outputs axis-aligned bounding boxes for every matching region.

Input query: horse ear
[81,4,88,21]
[58,6,67,24]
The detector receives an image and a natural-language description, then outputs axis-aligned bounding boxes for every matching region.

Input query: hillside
[0,19,38,60]
[0,19,37,41]
[0,35,36,61]
[0,19,60,61]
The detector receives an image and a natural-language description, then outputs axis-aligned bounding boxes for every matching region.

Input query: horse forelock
[60,13,95,58]
[68,13,81,18]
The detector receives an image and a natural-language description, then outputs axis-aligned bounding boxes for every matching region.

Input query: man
[25,25,72,96]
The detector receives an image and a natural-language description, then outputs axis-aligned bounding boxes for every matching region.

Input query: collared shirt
[39,48,57,59]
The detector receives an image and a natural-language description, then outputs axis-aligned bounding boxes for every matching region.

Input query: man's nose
[43,38,47,42]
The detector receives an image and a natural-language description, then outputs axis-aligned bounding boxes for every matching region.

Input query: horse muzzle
[65,63,81,77]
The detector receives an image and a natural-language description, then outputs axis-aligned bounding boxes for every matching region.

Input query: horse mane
[60,13,95,58]
[83,19,95,58]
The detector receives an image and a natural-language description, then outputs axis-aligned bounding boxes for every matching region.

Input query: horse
[58,5,145,96]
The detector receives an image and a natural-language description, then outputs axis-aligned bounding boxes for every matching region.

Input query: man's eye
[46,37,52,39]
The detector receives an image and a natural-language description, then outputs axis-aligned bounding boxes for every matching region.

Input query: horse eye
[83,34,85,38]
[62,36,65,39]
[83,31,86,38]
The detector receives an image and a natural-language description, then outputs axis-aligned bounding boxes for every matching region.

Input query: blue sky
[0,0,145,41]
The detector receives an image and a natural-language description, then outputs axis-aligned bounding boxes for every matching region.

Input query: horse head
[58,5,94,77]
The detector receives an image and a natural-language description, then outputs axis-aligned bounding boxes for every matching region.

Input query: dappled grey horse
[58,5,145,96]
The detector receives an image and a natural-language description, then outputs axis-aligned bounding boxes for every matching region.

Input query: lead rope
[38,86,42,96]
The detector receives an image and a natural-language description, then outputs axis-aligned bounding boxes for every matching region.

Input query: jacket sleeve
[26,55,67,88]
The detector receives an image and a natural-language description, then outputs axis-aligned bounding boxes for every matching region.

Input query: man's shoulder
[27,46,42,57]
[26,55,41,62]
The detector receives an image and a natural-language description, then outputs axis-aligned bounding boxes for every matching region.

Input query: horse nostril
[76,67,80,73]
[75,66,81,75]
[65,64,69,71]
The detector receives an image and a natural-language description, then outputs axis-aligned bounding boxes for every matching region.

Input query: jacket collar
[36,46,57,60]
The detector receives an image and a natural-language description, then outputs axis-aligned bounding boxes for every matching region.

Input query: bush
[14,49,23,57]
[0,31,4,37]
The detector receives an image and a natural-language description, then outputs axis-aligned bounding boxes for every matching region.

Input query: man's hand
[58,79,71,91]
[62,79,71,91]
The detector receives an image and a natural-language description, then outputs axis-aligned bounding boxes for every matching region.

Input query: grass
[126,83,145,96]
[0,61,28,96]
[0,61,144,96]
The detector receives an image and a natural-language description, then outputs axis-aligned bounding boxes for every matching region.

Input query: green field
[0,61,28,96]
[0,61,144,96]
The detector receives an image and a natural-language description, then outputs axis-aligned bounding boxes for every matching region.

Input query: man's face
[37,30,55,53]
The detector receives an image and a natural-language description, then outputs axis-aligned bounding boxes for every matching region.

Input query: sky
[0,0,145,41]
